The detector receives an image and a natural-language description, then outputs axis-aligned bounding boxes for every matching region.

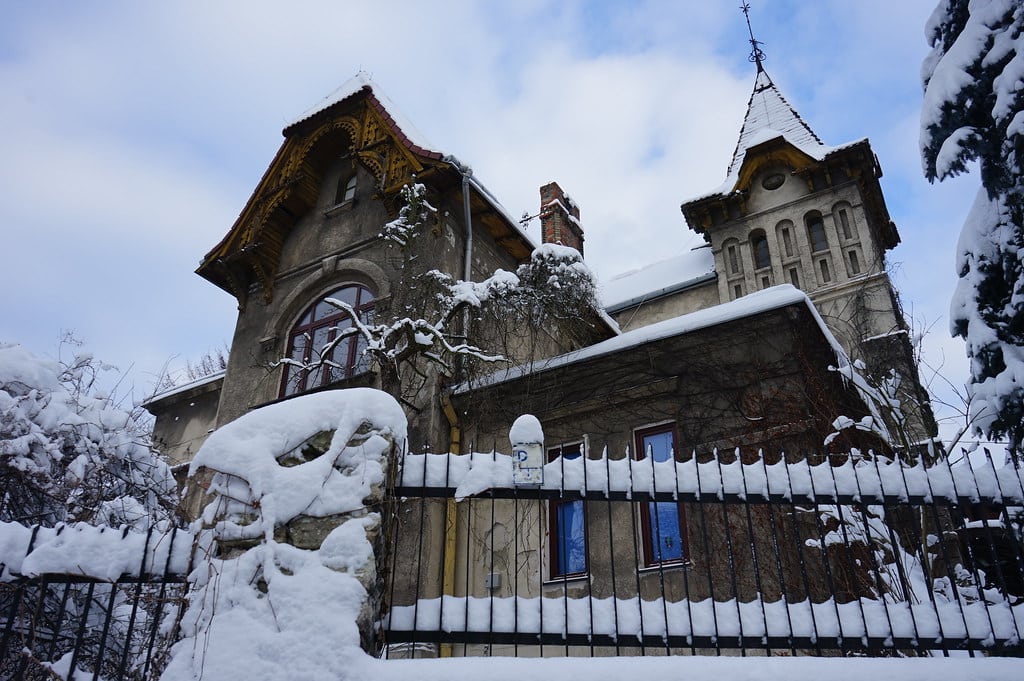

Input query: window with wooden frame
[335,168,357,206]
[548,442,587,579]
[280,284,374,397]
[634,424,687,566]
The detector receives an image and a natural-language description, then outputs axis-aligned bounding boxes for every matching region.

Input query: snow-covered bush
[0,342,179,528]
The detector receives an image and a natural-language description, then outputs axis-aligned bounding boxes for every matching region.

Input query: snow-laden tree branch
[921,0,1024,458]
[279,182,599,403]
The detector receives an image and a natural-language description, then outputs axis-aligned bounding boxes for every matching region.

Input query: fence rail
[1,523,192,680]
[383,449,1024,658]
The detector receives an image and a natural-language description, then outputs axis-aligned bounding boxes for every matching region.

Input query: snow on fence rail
[396,449,1024,505]
[0,522,195,680]
[0,521,196,581]
[387,592,1021,651]
[385,449,1024,657]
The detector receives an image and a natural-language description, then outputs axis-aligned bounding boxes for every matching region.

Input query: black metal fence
[382,448,1024,657]
[0,525,191,680]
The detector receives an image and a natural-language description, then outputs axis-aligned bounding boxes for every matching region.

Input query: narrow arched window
[806,212,829,253]
[750,230,771,270]
[280,285,375,397]
[335,171,357,205]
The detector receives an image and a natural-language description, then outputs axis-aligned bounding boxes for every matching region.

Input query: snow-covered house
[142,65,947,656]
[147,66,931,468]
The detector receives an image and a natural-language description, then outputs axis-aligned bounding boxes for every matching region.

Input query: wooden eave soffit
[197,101,437,304]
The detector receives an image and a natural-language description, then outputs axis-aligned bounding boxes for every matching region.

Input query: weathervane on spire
[741,2,766,73]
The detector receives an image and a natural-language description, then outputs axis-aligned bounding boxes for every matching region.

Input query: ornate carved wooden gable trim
[197,89,444,305]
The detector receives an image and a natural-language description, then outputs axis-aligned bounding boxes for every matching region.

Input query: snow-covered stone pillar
[163,388,407,680]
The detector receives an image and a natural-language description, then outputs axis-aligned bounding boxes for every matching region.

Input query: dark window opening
[849,250,860,275]
[807,215,829,253]
[761,275,770,289]
[635,425,686,566]
[819,259,831,283]
[548,443,587,578]
[751,231,770,270]
[781,227,794,257]
[733,284,742,299]
[727,245,740,274]
[789,268,800,287]
[280,284,374,397]
[838,209,853,240]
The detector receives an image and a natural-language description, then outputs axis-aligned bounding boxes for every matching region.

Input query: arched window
[775,220,795,258]
[335,170,357,205]
[280,284,375,397]
[750,230,771,270]
[806,212,829,253]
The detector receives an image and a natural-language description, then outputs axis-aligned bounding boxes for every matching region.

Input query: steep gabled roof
[197,75,537,304]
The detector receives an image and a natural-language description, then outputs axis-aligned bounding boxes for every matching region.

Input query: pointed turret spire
[725,7,826,179]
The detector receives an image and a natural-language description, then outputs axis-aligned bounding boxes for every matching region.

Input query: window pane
[782,228,794,257]
[809,218,828,252]
[282,333,309,396]
[839,210,852,240]
[328,336,354,383]
[752,235,770,269]
[649,501,684,561]
[849,250,860,275]
[556,500,587,575]
[642,430,674,462]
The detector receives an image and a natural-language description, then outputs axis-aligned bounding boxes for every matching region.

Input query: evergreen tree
[921,0,1024,456]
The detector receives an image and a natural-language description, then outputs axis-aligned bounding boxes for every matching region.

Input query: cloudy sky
[0,1,982,442]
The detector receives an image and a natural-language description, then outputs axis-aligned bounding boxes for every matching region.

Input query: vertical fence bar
[694,451,721,656]
[603,445,621,656]
[825,457,872,650]
[625,446,646,655]
[741,451,770,654]
[761,451,796,654]
[115,525,156,678]
[715,451,745,654]
[676,449,696,656]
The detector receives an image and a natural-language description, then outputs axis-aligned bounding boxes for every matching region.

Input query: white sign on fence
[512,443,544,486]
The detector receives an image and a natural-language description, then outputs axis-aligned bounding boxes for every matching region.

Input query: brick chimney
[539,182,584,256]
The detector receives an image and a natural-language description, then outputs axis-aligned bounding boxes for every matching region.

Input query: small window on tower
[727,245,740,274]
[789,268,800,287]
[750,230,770,270]
[806,213,829,253]
[761,275,770,289]
[733,284,742,299]
[819,259,831,283]
[782,227,794,258]
[838,209,853,240]
[848,250,861,275]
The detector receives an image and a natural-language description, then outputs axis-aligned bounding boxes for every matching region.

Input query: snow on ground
[365,655,1022,681]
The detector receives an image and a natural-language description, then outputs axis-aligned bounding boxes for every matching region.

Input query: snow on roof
[285,72,441,155]
[457,284,846,393]
[142,370,224,408]
[601,247,716,310]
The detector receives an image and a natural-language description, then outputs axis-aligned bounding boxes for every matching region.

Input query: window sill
[543,573,590,587]
[638,559,692,574]
[323,200,355,217]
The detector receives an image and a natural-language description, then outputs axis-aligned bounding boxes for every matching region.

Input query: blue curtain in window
[642,430,684,562]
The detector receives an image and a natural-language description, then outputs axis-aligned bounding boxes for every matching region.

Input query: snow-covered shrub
[0,342,178,528]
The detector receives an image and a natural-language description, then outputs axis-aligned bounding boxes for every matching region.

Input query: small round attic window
[762,173,786,190]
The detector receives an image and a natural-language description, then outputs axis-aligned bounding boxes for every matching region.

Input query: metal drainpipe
[440,157,473,659]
